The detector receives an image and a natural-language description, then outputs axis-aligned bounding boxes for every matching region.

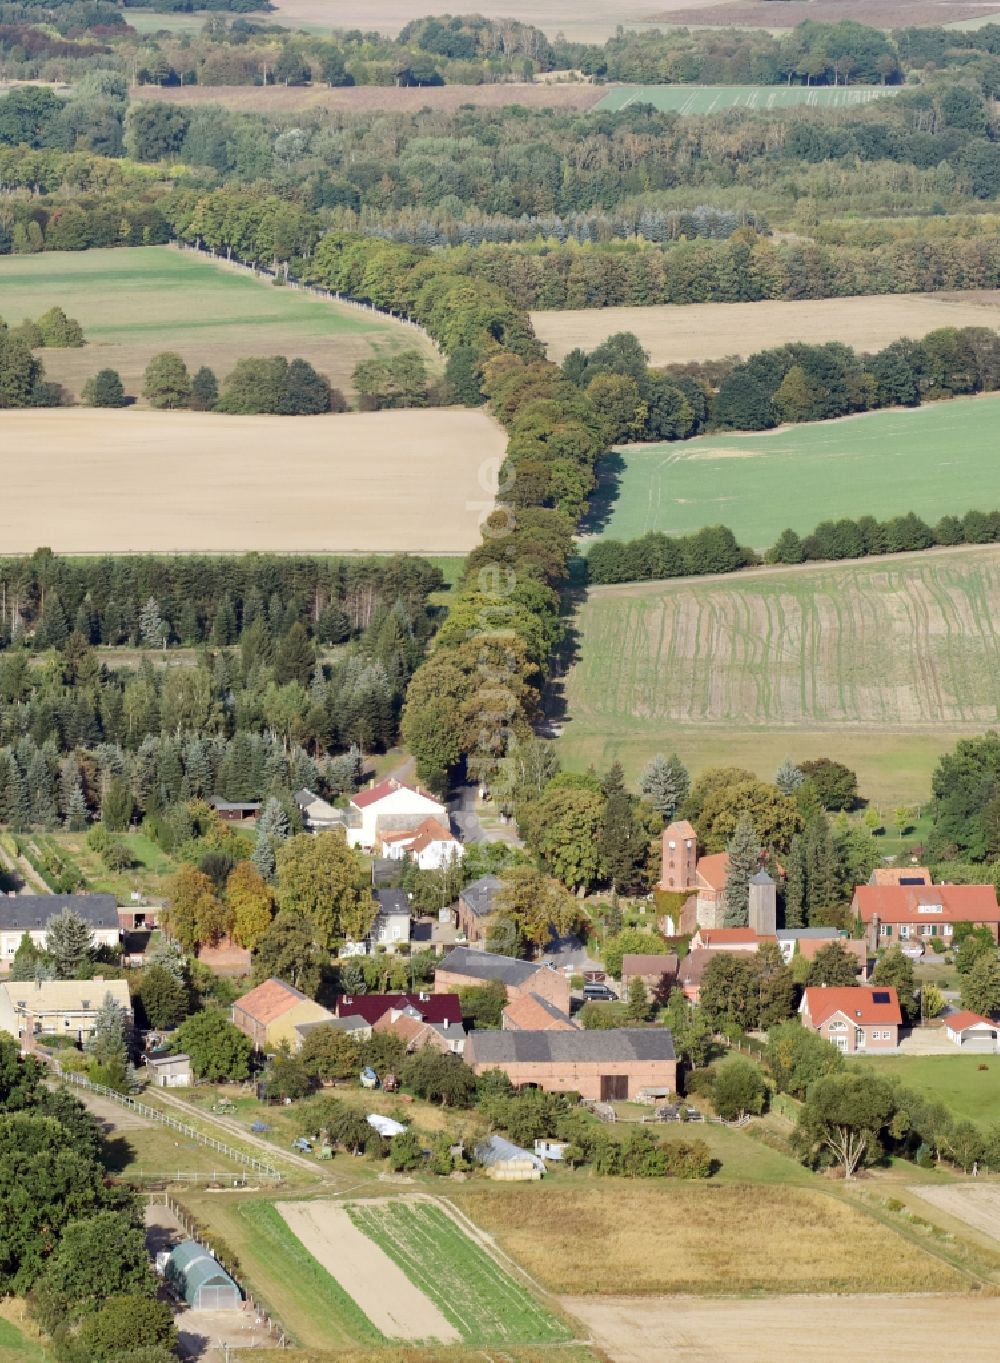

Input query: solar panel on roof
[872,990,891,1003]
[899,877,925,885]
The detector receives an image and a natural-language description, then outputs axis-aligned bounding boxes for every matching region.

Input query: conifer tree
[775,759,805,796]
[46,907,94,978]
[783,834,807,928]
[721,816,761,928]
[639,752,690,820]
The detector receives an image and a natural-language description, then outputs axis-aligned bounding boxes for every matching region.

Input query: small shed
[474,1134,545,1181]
[944,1011,999,1053]
[165,1241,241,1311]
[145,1052,192,1088]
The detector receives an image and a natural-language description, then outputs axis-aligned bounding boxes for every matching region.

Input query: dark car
[582,982,618,1002]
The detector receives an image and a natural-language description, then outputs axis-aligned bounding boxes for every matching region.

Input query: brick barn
[464,1028,676,1101]
[434,947,571,1014]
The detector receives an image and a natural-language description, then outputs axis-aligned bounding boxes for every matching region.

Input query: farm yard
[532,291,1000,371]
[0,407,501,554]
[557,546,1000,803]
[594,83,899,113]
[569,1293,1000,1363]
[0,246,438,404]
[586,395,1000,550]
[346,1199,571,1346]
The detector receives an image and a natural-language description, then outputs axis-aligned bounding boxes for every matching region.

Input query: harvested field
[133,82,604,112]
[277,1200,458,1342]
[557,547,1000,805]
[568,1294,1000,1363]
[263,0,671,41]
[588,394,1000,550]
[347,1199,570,1346]
[910,1186,1000,1243]
[0,245,436,404]
[532,290,1000,368]
[454,1184,961,1295]
[595,83,898,112]
[651,0,1000,29]
[0,407,500,554]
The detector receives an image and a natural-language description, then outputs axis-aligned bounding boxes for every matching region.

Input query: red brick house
[502,992,578,1031]
[853,883,1000,952]
[464,1027,677,1101]
[434,947,571,1014]
[799,986,902,1054]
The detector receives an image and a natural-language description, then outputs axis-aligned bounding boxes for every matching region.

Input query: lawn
[0,1307,46,1363]
[587,395,1000,551]
[557,546,1000,806]
[854,1055,1000,1129]
[451,1183,962,1295]
[347,1201,570,1347]
[181,1194,384,1350]
[595,84,900,113]
[0,246,438,403]
[41,830,178,899]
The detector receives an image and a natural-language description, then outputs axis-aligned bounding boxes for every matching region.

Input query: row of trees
[139,350,344,415]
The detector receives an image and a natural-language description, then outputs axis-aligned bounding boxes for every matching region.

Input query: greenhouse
[165,1240,241,1311]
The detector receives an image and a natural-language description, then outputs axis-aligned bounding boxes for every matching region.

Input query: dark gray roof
[375,888,411,919]
[469,1027,675,1064]
[776,928,843,941]
[438,946,541,987]
[459,874,507,919]
[0,894,118,931]
[209,798,261,812]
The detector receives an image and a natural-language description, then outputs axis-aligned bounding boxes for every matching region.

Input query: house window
[927,926,937,937]
[827,1020,847,1032]
[879,924,892,937]
[855,1028,865,1047]
[899,925,910,940]
[943,924,953,936]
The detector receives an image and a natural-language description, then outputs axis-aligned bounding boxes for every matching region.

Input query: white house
[0,894,120,962]
[347,777,447,850]
[0,977,132,1047]
[381,816,464,870]
[370,888,411,950]
[944,1010,999,1053]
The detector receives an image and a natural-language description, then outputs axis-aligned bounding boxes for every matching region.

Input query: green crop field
[558,545,1000,805]
[588,396,1000,552]
[347,1201,570,1347]
[854,1056,1000,1128]
[594,84,900,114]
[0,246,437,402]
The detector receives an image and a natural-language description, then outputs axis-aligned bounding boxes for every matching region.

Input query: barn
[165,1241,241,1311]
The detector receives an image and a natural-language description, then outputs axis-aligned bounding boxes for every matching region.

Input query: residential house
[373,1004,465,1055]
[870,867,932,887]
[620,954,679,1003]
[381,817,464,871]
[852,883,1000,952]
[144,1052,192,1087]
[347,778,447,851]
[776,926,844,964]
[231,978,333,1052]
[0,977,132,1048]
[370,888,411,950]
[333,993,463,1028]
[474,1134,545,1181]
[690,927,773,953]
[294,788,346,833]
[0,893,120,962]
[799,986,902,1053]
[502,992,578,1031]
[454,874,508,944]
[944,1011,999,1052]
[464,1027,677,1101]
[435,946,571,1014]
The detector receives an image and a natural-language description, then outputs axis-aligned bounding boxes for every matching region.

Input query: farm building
[295,787,346,833]
[347,777,447,850]
[0,894,120,961]
[465,1027,677,1101]
[232,977,333,1052]
[209,798,261,823]
[382,816,464,871]
[944,1011,999,1052]
[144,1052,192,1087]
[0,978,131,1048]
[453,874,508,944]
[165,1241,241,1310]
[853,883,1000,951]
[475,1134,545,1181]
[620,955,678,1002]
[776,926,845,963]
[435,947,571,1013]
[799,986,902,1054]
[502,992,578,1032]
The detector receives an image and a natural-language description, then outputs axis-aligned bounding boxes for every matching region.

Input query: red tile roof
[407,817,459,853]
[853,884,1000,924]
[803,986,902,1028]
[696,853,729,893]
[234,978,310,1026]
[796,937,867,966]
[871,867,931,886]
[697,928,768,947]
[621,953,680,978]
[334,993,463,1026]
[664,820,697,840]
[502,993,577,1032]
[352,777,442,810]
[945,1010,996,1032]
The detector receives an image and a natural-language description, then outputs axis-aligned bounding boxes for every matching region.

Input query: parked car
[583,982,618,1002]
[291,1137,313,1153]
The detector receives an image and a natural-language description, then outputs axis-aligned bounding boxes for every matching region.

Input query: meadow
[587,395,1000,551]
[347,1201,570,1347]
[451,1183,961,1295]
[594,83,899,113]
[854,1055,1000,1128]
[0,246,437,403]
[532,291,1000,370]
[557,546,1000,803]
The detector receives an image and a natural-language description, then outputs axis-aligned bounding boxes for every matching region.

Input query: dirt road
[276,1200,459,1341]
[567,1293,1000,1362]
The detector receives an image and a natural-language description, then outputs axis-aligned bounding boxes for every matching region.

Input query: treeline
[0,548,441,647]
[586,506,1000,585]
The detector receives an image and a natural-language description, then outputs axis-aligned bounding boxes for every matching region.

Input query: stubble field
[260,0,670,40]
[133,82,604,112]
[558,546,1000,803]
[595,84,898,112]
[586,394,1000,550]
[0,407,501,554]
[532,291,1000,369]
[0,246,437,403]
